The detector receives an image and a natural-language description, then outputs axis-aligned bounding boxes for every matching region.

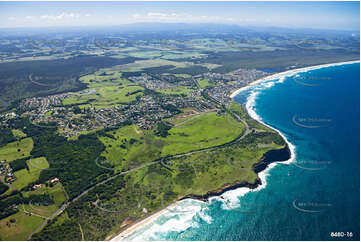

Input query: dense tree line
[32,218,81,241]
[161,103,180,113]
[168,65,209,75]
[28,127,288,240]
[10,158,29,172]
[0,192,54,220]
[0,193,27,220]
[0,128,15,147]
[0,55,140,104]
[6,117,113,199]
[154,122,172,137]
[125,89,143,96]
[0,183,8,196]
[31,132,113,199]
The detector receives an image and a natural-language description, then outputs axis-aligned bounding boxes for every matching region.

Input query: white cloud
[130,11,238,24]
[40,12,82,21]
[147,12,168,17]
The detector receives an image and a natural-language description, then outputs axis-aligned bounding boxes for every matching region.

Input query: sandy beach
[109,201,181,241]
[109,59,359,241]
[230,60,360,98]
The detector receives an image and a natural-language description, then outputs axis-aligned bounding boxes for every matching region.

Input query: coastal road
[29,87,251,239]
[30,114,250,239]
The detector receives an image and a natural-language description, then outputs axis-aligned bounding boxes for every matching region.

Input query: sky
[0,1,359,31]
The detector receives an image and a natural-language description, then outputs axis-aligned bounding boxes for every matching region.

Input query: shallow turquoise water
[129,63,360,241]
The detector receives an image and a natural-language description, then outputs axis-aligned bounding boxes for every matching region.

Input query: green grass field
[156,86,193,96]
[114,59,188,72]
[0,209,44,241]
[23,182,67,206]
[160,51,206,60]
[27,97,289,241]
[0,182,67,241]
[228,101,274,132]
[11,129,27,140]
[0,137,33,162]
[197,78,216,89]
[63,85,144,108]
[98,112,245,169]
[62,68,144,109]
[172,74,192,78]
[66,127,104,141]
[12,157,49,190]
[160,112,245,155]
[62,123,285,241]
[79,70,130,88]
[112,104,284,206]
[126,51,163,59]
[115,58,219,72]
[98,125,160,170]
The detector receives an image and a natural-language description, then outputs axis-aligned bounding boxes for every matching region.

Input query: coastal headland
[1,58,358,241]
[109,60,359,241]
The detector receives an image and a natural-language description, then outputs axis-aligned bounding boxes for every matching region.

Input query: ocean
[124,62,360,241]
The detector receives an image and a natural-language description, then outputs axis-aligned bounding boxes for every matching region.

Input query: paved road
[29,86,251,239]
[29,160,159,239]
[192,77,201,90]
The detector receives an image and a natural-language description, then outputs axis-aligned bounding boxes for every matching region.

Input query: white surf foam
[114,60,359,240]
[215,60,359,211]
[229,60,359,98]
[122,199,208,241]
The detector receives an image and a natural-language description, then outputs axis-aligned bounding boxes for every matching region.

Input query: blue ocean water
[128,63,360,241]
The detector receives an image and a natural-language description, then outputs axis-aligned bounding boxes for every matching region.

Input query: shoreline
[109,59,359,241]
[108,200,182,241]
[230,60,360,98]
[181,145,291,202]
[110,146,291,241]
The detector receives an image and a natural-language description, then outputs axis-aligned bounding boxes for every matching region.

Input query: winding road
[29,82,251,239]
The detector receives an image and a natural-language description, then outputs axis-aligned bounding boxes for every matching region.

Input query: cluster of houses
[20,93,72,111]
[9,75,217,136]
[0,160,60,188]
[198,68,267,83]
[0,112,18,128]
[129,74,176,90]
[0,161,16,183]
[129,94,216,130]
[0,67,271,139]
[197,68,269,106]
